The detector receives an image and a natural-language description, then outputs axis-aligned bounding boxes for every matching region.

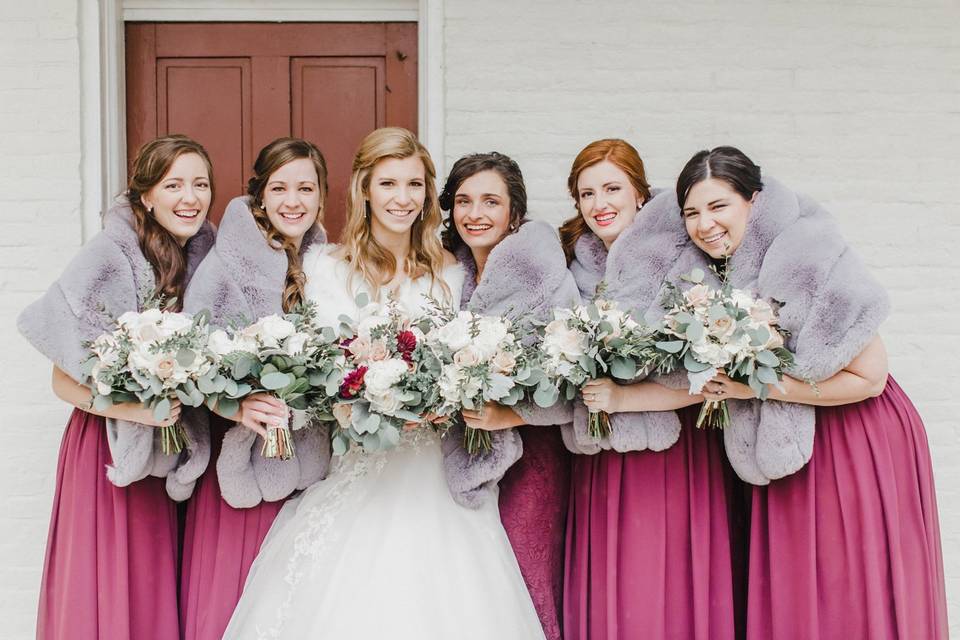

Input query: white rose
[368,339,389,362]
[491,350,517,374]
[159,311,192,334]
[684,284,712,309]
[208,329,236,357]
[139,308,163,325]
[96,380,112,396]
[707,313,737,340]
[284,332,309,356]
[544,320,587,360]
[473,318,509,359]
[691,340,732,367]
[729,288,756,311]
[260,315,296,343]
[367,390,403,415]
[453,345,483,368]
[434,313,472,352]
[363,358,408,395]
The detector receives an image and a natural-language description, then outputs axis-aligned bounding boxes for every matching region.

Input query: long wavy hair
[557,138,651,263]
[246,137,329,312]
[438,151,528,253]
[338,127,449,302]
[125,134,214,311]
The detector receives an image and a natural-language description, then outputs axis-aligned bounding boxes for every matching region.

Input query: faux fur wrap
[574,178,889,484]
[564,188,692,455]
[18,202,216,499]
[445,221,581,508]
[183,195,330,508]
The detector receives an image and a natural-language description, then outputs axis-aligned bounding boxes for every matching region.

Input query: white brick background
[1,0,957,637]
[442,0,959,634]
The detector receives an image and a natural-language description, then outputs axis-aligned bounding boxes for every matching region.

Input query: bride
[223,128,545,640]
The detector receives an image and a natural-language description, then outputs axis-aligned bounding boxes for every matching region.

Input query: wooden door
[125,22,418,238]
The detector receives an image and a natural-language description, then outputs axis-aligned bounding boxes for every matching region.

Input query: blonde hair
[338,127,449,302]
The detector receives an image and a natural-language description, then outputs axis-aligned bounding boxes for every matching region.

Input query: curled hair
[676,146,763,210]
[558,139,651,263]
[125,134,214,311]
[438,152,527,252]
[338,127,450,302]
[247,137,329,312]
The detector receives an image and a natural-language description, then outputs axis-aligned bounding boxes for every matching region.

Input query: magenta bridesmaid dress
[745,376,948,639]
[564,405,738,640]
[499,427,571,640]
[179,416,284,640]
[37,409,179,640]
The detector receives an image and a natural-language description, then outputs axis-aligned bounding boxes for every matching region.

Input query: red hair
[558,139,651,263]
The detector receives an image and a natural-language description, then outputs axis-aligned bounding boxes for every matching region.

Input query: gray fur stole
[184,195,330,508]
[564,188,692,455]
[17,202,216,499]
[445,221,580,508]
[608,177,889,484]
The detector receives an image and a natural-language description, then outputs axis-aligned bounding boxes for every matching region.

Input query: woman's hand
[237,393,288,438]
[403,412,449,432]
[702,373,756,402]
[581,378,624,414]
[462,402,525,431]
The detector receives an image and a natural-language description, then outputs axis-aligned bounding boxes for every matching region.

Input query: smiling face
[452,169,512,257]
[260,157,322,245]
[140,152,212,246]
[576,160,645,247]
[682,177,755,259]
[367,155,427,240]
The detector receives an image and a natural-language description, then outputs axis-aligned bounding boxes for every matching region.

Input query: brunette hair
[438,152,527,252]
[557,138,651,263]
[675,146,763,210]
[125,134,214,311]
[247,137,329,312]
[338,127,449,302]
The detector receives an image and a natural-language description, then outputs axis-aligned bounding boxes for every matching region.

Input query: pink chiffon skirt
[745,377,948,639]
[564,406,738,640]
[499,426,571,640]
[37,409,179,640]
[179,416,284,640]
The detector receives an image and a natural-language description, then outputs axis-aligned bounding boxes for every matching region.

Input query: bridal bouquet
[205,301,346,459]
[654,268,795,428]
[534,298,668,438]
[331,298,444,455]
[425,309,541,454]
[83,306,217,455]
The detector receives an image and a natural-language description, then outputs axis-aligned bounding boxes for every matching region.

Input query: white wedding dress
[223,246,546,640]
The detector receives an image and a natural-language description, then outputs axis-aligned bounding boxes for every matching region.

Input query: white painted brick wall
[1,0,957,637]
[0,1,82,638]
[444,0,959,633]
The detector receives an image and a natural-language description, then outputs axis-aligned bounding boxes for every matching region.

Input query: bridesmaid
[560,139,738,640]
[18,135,216,640]
[675,146,948,639]
[438,152,579,640]
[179,137,330,640]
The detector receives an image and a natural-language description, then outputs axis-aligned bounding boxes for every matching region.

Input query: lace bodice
[302,245,464,327]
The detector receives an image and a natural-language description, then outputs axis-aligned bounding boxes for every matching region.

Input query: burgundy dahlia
[396,330,417,362]
[339,365,367,398]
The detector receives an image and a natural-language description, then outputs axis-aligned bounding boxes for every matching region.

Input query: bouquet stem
[696,399,731,429]
[464,426,493,455]
[261,408,295,459]
[261,426,295,459]
[159,422,187,455]
[587,410,611,439]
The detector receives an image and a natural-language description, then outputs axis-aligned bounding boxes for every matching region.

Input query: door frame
[80,0,442,240]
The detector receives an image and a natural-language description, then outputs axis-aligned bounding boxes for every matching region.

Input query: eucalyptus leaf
[533,384,559,408]
[610,356,637,380]
[153,397,171,421]
[260,371,292,391]
[756,350,780,367]
[756,366,779,385]
[656,340,685,354]
[218,397,240,418]
[176,348,196,367]
[93,394,113,412]
[683,350,713,373]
